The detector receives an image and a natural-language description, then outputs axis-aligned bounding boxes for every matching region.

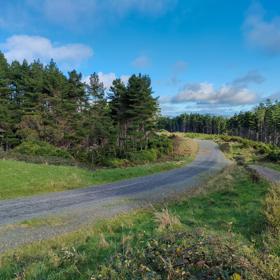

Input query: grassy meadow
[1,165,279,279]
[0,135,197,200]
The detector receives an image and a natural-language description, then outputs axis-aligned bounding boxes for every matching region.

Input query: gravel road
[0,140,231,252]
[249,165,280,183]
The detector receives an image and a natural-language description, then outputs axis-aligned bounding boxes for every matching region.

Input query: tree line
[159,100,280,146]
[0,52,159,163]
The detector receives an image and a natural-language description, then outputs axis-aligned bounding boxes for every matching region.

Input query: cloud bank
[172,83,257,106]
[0,35,93,66]
[165,71,265,110]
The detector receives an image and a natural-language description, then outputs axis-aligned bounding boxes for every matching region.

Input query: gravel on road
[0,140,231,253]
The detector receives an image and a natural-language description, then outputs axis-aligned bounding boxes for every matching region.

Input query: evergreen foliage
[0,52,160,163]
[159,100,280,147]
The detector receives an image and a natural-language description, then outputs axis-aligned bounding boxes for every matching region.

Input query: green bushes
[128,149,158,163]
[13,140,72,159]
[148,134,173,157]
[188,132,280,163]
[102,158,131,168]
[266,148,280,162]
[94,231,260,280]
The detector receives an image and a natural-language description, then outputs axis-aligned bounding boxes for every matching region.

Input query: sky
[0,0,280,116]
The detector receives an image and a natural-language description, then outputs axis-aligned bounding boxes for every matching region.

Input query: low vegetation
[0,135,196,200]
[1,166,279,279]
[186,132,280,166]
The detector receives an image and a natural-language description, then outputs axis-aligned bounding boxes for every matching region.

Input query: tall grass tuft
[264,183,280,231]
[154,208,182,231]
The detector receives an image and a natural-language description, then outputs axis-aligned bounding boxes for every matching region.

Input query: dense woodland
[159,100,280,146]
[0,52,164,164]
[2,48,280,165]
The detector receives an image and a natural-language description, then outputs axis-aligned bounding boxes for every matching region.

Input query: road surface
[0,140,231,252]
[249,165,280,183]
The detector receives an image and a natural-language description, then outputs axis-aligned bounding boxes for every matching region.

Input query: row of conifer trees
[0,52,159,162]
[159,100,280,146]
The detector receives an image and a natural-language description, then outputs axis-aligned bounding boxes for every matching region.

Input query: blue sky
[0,0,280,116]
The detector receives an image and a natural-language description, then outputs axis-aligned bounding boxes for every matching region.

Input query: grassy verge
[185,132,275,164]
[0,135,197,200]
[260,162,280,172]
[1,166,279,279]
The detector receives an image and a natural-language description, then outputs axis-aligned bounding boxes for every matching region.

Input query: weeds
[93,230,261,280]
[154,208,182,231]
[264,183,280,231]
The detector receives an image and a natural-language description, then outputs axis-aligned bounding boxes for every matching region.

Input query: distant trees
[227,100,280,145]
[160,100,280,146]
[158,114,227,135]
[0,52,159,163]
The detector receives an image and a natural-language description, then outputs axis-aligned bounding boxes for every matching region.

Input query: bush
[266,148,280,162]
[128,149,158,163]
[103,158,131,168]
[93,231,262,280]
[148,135,173,157]
[219,142,231,153]
[13,140,72,159]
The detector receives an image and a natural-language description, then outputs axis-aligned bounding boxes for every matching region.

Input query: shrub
[266,148,280,162]
[128,149,158,163]
[103,158,131,168]
[219,142,231,153]
[13,140,72,159]
[93,231,262,280]
[234,155,246,166]
[258,144,272,155]
[148,135,173,157]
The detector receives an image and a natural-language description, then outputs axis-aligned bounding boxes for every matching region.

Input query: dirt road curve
[0,140,231,252]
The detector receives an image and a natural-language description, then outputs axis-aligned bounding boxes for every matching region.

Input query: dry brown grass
[154,208,182,231]
[99,233,109,248]
[264,183,280,231]
[171,134,198,158]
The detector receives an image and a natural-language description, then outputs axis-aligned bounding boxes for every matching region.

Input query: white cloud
[0,35,93,66]
[97,72,117,88]
[83,72,129,89]
[120,75,130,84]
[172,82,257,106]
[169,70,266,107]
[132,55,150,68]
[244,2,280,54]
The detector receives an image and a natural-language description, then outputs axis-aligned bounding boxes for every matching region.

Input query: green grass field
[1,166,279,279]
[0,158,192,200]
[0,134,197,200]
